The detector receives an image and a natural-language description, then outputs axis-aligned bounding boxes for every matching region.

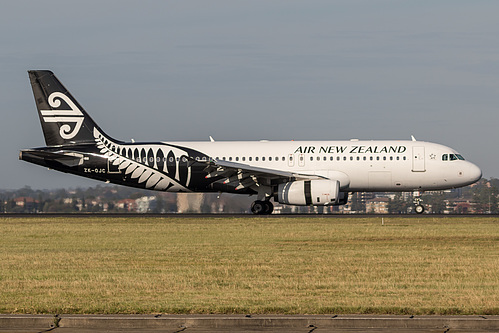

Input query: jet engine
[277,180,345,206]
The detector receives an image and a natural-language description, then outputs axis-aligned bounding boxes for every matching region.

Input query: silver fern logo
[93,128,191,192]
[40,92,84,139]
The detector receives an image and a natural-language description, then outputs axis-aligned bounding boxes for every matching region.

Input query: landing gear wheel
[251,200,274,215]
[413,190,425,215]
[251,200,265,215]
[415,205,425,214]
[263,201,274,215]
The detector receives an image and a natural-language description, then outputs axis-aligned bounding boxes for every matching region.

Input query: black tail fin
[28,70,115,146]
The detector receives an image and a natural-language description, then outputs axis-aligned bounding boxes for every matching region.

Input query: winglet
[411,135,417,142]
[209,136,215,142]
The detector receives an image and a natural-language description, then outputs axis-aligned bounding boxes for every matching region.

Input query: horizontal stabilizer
[19,149,85,167]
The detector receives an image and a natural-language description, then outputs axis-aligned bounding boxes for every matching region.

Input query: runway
[1,314,498,332]
[2,212,499,218]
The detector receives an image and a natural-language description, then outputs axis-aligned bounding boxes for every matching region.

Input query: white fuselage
[166,139,482,192]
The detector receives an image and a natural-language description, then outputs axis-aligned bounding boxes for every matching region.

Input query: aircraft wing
[192,158,327,191]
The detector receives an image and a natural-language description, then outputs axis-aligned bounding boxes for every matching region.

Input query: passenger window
[262,157,265,161]
[242,157,245,161]
[269,157,272,161]
[255,157,259,161]
[370,156,373,161]
[343,156,346,161]
[317,156,320,161]
[356,156,360,161]
[442,154,448,161]
[310,156,313,161]
[235,157,239,161]
[323,156,327,161]
[229,157,232,161]
[390,156,393,161]
[282,157,285,161]
[350,156,353,161]
[363,156,366,161]
[376,157,380,161]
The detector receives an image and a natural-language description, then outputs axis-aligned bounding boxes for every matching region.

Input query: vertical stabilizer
[28,70,115,146]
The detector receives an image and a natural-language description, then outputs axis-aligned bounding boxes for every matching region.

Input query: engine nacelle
[277,180,343,206]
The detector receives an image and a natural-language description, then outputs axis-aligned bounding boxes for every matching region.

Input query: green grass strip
[0,216,498,314]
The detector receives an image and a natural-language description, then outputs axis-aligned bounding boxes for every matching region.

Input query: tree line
[0,178,497,214]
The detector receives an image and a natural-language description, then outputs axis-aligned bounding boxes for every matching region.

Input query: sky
[1,0,498,189]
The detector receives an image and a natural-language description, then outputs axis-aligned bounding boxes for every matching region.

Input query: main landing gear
[251,200,274,215]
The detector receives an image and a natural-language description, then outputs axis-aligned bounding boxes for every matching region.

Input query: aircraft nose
[467,162,482,184]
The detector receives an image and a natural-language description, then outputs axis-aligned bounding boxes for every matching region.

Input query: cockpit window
[443,153,465,161]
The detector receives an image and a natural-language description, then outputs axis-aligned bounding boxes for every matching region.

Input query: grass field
[0,216,498,315]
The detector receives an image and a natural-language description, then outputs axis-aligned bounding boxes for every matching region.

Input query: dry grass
[0,216,498,314]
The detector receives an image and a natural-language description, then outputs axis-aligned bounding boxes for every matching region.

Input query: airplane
[20,70,482,214]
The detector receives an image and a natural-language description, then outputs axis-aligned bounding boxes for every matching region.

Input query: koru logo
[40,92,84,139]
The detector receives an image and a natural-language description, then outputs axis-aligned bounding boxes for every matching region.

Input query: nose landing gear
[251,200,274,215]
[414,204,425,214]
[413,190,425,214]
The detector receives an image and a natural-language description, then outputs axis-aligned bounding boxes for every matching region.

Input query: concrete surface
[0,314,498,332]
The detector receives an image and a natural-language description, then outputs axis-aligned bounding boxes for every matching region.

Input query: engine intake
[277,180,343,206]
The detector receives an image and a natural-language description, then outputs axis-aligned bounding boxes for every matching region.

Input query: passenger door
[412,146,426,172]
